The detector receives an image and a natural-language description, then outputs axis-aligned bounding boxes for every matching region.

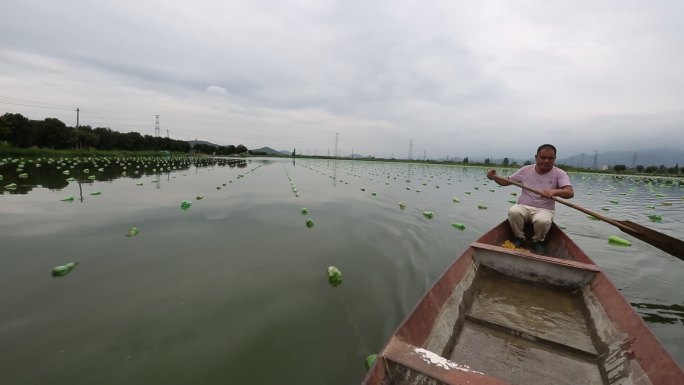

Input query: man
[486,144,574,254]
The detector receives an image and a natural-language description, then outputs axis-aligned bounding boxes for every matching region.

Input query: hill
[186,140,222,148]
[558,148,683,168]
[251,147,290,155]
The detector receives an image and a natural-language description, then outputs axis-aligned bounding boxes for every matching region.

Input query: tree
[635,165,645,173]
[613,164,627,173]
[1,113,34,147]
[484,158,491,165]
[94,127,116,150]
[76,125,99,149]
[463,156,468,164]
[503,157,509,166]
[0,115,12,141]
[236,144,248,154]
[34,117,75,149]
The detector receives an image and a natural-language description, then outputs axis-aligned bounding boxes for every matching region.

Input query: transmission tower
[155,115,160,137]
[593,151,599,170]
[334,132,339,158]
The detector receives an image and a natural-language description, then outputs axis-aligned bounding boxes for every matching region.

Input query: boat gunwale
[361,220,684,385]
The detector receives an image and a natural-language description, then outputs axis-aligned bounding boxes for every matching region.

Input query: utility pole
[75,107,80,127]
[166,129,169,138]
[408,139,413,160]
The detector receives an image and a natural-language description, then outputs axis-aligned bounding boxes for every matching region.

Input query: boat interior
[370,222,673,385]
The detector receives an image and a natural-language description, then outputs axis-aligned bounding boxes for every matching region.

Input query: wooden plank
[382,338,512,385]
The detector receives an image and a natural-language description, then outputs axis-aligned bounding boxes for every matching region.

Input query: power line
[0,100,73,111]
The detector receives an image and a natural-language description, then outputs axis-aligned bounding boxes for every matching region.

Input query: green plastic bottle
[365,354,378,370]
[52,262,79,277]
[608,235,631,246]
[327,266,342,287]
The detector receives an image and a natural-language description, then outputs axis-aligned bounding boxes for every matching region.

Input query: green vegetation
[0,113,247,156]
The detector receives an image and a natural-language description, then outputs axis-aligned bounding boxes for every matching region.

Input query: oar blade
[619,220,684,261]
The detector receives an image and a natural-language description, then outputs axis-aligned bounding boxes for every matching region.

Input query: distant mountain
[251,147,289,155]
[558,148,684,168]
[186,140,222,148]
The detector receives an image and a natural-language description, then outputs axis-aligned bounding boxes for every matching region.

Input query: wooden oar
[492,175,684,260]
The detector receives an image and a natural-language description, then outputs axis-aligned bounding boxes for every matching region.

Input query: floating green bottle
[452,223,466,231]
[365,354,377,370]
[608,235,631,246]
[648,214,662,222]
[52,262,78,277]
[327,266,343,287]
[126,227,139,237]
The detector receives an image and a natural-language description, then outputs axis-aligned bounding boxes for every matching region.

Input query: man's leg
[507,204,529,240]
[530,208,555,242]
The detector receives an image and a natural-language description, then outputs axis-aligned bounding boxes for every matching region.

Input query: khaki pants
[508,204,555,242]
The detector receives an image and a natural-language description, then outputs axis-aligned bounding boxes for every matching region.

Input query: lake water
[1,156,682,384]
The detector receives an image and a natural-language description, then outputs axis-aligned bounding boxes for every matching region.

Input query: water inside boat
[448,267,603,385]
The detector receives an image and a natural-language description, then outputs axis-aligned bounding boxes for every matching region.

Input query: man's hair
[537,144,557,155]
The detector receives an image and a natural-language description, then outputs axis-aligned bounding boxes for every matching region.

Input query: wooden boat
[362,221,683,385]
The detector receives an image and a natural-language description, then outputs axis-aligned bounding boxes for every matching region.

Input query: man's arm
[486,169,513,186]
[541,185,574,199]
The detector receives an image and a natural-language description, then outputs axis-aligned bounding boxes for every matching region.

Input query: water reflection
[631,302,684,325]
[0,156,246,195]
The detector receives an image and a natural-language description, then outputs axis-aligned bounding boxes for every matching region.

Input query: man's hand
[541,186,574,199]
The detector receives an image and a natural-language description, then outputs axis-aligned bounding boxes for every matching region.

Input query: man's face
[535,148,556,173]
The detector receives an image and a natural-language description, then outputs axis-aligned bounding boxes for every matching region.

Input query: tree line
[0,113,247,155]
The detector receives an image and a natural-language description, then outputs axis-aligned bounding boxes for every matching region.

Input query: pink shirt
[509,165,571,211]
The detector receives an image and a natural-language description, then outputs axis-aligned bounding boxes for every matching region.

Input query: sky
[1,0,682,161]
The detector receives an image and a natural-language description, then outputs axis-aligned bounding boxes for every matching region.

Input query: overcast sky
[1,0,682,160]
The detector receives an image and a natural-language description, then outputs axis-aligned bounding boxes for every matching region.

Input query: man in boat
[486,144,574,254]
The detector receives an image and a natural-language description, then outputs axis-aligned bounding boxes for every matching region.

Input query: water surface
[1,157,682,384]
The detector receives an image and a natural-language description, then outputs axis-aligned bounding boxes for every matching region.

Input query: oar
[492,175,684,260]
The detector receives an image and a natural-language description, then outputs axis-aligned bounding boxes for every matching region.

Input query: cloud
[1,0,682,159]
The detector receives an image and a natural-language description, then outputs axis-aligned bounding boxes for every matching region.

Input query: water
[1,156,682,384]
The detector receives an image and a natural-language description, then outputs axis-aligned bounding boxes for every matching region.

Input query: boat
[362,220,683,385]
